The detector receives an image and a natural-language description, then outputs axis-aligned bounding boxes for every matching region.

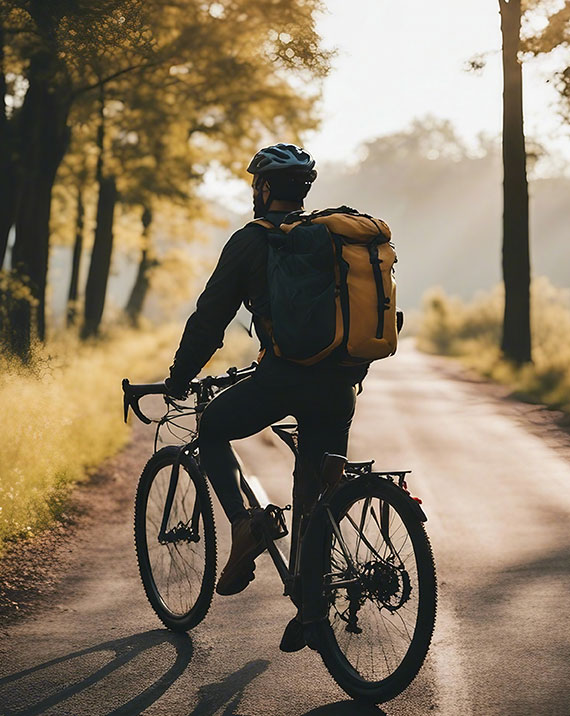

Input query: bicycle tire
[311,476,437,704]
[134,446,217,632]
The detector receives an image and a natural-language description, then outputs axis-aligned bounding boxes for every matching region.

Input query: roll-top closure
[280,212,391,243]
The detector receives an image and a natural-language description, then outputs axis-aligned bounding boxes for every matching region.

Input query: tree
[469,1,569,362]
[0,14,17,270]
[499,0,532,363]
[124,206,157,326]
[1,0,330,348]
[66,183,86,326]
[81,87,118,339]
[79,0,330,337]
[1,1,153,354]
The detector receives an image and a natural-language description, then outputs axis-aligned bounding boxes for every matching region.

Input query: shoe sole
[215,543,266,596]
[279,619,307,652]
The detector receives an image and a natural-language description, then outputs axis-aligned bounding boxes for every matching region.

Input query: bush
[417,278,570,414]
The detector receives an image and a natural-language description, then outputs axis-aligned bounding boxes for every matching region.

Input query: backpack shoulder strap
[247,218,275,230]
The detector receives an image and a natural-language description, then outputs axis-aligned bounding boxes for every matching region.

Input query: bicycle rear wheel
[134,446,217,631]
[312,476,437,704]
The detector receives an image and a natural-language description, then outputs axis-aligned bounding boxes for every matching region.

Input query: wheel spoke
[140,461,209,619]
[324,489,431,686]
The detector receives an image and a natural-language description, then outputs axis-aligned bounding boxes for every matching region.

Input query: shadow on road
[189,659,270,715]
[300,700,387,715]
[0,628,193,715]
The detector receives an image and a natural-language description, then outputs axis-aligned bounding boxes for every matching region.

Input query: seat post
[321,453,347,490]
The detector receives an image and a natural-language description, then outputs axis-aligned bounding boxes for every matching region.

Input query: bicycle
[122,363,437,704]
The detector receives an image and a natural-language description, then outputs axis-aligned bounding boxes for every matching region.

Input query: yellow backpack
[253,206,398,366]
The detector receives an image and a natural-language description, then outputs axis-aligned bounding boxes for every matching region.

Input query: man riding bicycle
[165,143,378,651]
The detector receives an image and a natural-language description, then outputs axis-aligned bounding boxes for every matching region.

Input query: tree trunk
[0,20,17,270]
[81,89,117,340]
[499,0,532,363]
[0,19,5,140]
[66,186,85,326]
[81,175,117,339]
[0,22,25,355]
[0,279,34,359]
[0,146,17,271]
[10,51,71,349]
[125,206,155,327]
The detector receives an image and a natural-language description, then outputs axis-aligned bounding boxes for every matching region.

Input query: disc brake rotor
[331,557,413,632]
[360,559,412,612]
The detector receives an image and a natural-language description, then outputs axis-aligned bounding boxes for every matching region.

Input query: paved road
[1,342,569,715]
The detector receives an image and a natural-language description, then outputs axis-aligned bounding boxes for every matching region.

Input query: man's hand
[164,376,190,400]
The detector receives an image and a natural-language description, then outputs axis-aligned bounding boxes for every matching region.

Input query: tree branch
[73,61,161,97]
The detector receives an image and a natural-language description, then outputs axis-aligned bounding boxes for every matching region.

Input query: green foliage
[417,278,570,414]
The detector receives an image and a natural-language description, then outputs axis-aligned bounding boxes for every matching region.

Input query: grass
[0,324,254,554]
[416,277,570,416]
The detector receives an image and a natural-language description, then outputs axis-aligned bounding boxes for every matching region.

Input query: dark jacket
[167,211,368,394]
[167,212,286,393]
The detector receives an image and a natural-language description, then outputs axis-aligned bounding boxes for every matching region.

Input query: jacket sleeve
[166,229,251,393]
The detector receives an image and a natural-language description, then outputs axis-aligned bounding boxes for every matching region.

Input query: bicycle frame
[157,423,422,622]
[157,423,301,596]
[124,368,425,625]
[124,365,436,704]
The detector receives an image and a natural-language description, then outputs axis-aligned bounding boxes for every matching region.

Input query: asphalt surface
[1,341,569,716]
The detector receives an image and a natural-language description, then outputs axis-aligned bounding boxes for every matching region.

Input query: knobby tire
[312,476,437,704]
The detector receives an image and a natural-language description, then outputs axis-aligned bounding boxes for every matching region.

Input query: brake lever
[122,378,130,424]
[122,378,153,425]
[131,396,152,425]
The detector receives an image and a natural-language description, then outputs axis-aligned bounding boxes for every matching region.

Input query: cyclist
[165,143,369,650]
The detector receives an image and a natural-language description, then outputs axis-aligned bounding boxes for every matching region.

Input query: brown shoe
[216,509,267,596]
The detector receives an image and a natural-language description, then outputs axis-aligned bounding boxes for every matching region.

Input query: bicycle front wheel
[312,476,437,704]
[134,446,217,631]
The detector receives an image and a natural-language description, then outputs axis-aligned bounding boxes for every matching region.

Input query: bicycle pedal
[263,504,290,540]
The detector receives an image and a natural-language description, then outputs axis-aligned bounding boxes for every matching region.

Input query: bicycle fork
[158,450,200,544]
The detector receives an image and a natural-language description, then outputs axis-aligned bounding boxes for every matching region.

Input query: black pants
[199,356,356,533]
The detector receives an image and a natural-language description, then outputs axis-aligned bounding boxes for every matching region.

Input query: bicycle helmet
[247,143,316,175]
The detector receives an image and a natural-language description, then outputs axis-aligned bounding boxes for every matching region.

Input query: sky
[201,0,570,209]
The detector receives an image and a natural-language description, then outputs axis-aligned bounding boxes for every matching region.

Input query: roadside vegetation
[0,325,252,555]
[417,278,570,417]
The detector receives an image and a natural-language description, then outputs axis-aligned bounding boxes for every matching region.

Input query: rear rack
[344,461,412,488]
[345,460,375,474]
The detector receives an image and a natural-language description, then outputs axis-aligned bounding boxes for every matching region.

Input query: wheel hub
[158,521,200,544]
[360,559,411,612]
